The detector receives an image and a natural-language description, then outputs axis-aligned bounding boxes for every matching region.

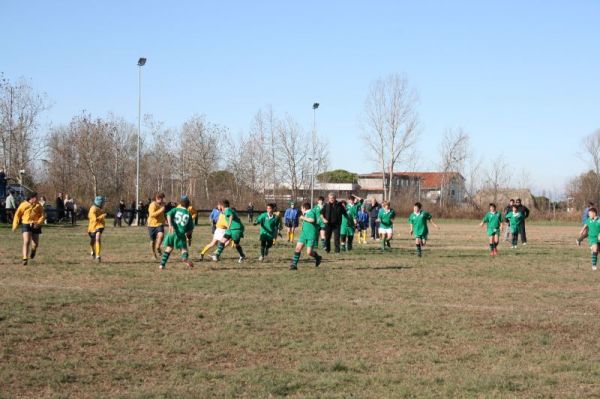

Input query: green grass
[1,220,600,398]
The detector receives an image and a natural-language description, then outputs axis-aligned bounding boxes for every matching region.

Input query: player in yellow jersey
[186,201,198,247]
[147,193,166,259]
[87,196,106,263]
[199,202,227,260]
[12,191,45,265]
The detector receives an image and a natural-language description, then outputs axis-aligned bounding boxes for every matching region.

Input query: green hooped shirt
[482,211,503,236]
[408,210,432,237]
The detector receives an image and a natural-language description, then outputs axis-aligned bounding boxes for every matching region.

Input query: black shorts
[21,224,42,235]
[88,228,104,238]
[148,225,165,241]
[285,220,298,228]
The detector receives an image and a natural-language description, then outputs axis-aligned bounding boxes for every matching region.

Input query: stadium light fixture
[311,102,320,205]
[135,57,147,225]
[138,57,147,66]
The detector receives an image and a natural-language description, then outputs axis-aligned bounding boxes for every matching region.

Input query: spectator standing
[39,196,49,224]
[284,202,300,242]
[56,193,65,222]
[127,200,136,226]
[247,202,255,223]
[515,198,530,245]
[320,193,348,253]
[503,199,515,242]
[137,201,147,226]
[5,191,17,224]
[64,194,76,225]
[366,198,381,240]
[0,168,6,198]
[209,205,220,234]
[114,199,126,227]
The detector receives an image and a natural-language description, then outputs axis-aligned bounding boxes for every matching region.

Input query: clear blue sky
[3,1,599,197]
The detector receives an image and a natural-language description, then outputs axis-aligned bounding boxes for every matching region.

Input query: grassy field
[1,220,600,398]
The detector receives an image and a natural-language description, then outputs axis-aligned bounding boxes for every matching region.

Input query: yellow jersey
[187,206,198,221]
[87,205,106,232]
[12,201,45,230]
[215,212,228,229]
[147,201,165,227]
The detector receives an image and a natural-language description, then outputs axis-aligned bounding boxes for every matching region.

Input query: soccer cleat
[30,248,37,259]
[258,256,264,262]
[156,248,162,256]
[90,251,95,260]
[315,255,322,267]
[199,253,204,261]
[182,259,194,268]
[159,264,165,270]
[522,243,527,246]
[386,240,391,248]
[593,265,598,271]
[289,264,298,270]
[417,253,422,258]
[238,256,246,264]
[211,254,220,262]
[576,239,581,247]
[95,256,102,263]
[22,259,28,266]
[490,251,494,256]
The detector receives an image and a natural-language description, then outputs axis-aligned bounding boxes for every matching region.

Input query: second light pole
[135,57,146,226]
[311,102,319,205]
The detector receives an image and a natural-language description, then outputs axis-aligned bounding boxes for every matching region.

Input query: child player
[212,200,246,263]
[289,202,323,270]
[480,203,503,256]
[578,207,600,270]
[315,196,327,248]
[408,202,439,257]
[199,202,227,260]
[159,196,195,270]
[377,200,396,251]
[356,206,369,244]
[284,202,300,242]
[87,196,106,263]
[147,193,166,259]
[254,203,280,261]
[12,191,45,265]
[505,204,524,249]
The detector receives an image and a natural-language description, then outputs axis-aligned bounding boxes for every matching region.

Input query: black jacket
[367,203,381,219]
[517,205,530,219]
[321,201,347,226]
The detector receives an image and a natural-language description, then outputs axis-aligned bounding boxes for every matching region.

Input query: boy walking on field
[409,202,439,257]
[289,202,322,270]
[87,196,106,263]
[212,200,246,263]
[254,203,280,261]
[504,204,525,249]
[480,203,503,256]
[578,207,600,270]
[147,193,166,259]
[12,191,45,265]
[160,196,194,270]
[377,200,395,251]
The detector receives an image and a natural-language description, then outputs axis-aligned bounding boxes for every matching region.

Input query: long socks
[291,251,301,267]
[215,242,225,258]
[160,251,171,267]
[235,244,245,258]
[260,240,267,257]
[90,237,96,256]
[593,252,598,267]
[95,242,101,257]
[416,243,422,257]
[347,236,354,251]
[200,243,212,255]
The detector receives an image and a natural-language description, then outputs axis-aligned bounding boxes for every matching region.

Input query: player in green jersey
[341,195,363,251]
[212,199,246,263]
[159,196,195,270]
[253,203,281,262]
[480,203,503,256]
[408,202,439,257]
[315,196,327,249]
[578,207,600,270]
[290,202,323,270]
[504,205,525,249]
[377,201,396,251]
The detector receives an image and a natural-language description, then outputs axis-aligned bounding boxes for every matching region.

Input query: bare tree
[362,73,419,202]
[438,128,469,208]
[484,155,511,205]
[277,115,310,200]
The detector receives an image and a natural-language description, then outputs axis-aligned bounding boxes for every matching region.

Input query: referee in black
[320,192,347,253]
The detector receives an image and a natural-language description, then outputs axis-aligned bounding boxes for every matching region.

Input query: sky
[2,0,599,197]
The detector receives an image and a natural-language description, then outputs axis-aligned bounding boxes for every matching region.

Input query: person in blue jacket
[209,204,221,234]
[284,202,300,242]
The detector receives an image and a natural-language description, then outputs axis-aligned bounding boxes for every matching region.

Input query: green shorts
[224,229,244,243]
[415,233,428,241]
[298,237,318,248]
[588,239,599,247]
[259,233,275,242]
[487,230,500,237]
[163,233,188,250]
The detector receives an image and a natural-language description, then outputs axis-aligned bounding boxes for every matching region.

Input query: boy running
[480,203,503,256]
[408,202,439,257]
[505,205,525,249]
[199,203,227,260]
[147,193,166,259]
[578,207,600,270]
[160,196,194,270]
[315,196,327,248]
[212,200,246,263]
[377,201,396,251]
[254,203,281,261]
[87,196,106,263]
[290,202,323,270]
[12,191,45,265]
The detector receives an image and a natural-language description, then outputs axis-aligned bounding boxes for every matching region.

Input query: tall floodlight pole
[311,102,319,205]
[136,57,146,226]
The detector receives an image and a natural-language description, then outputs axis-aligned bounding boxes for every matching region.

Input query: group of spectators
[114,199,151,227]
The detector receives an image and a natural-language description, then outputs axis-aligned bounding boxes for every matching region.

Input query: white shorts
[213,228,226,241]
[378,227,393,235]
